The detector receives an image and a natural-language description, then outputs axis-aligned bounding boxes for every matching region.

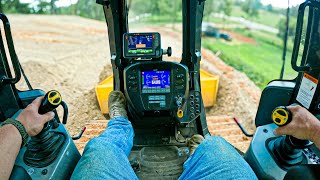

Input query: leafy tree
[266,4,273,12]
[277,17,296,39]
[223,0,233,16]
[2,0,31,13]
[50,0,58,14]
[130,0,160,15]
[204,0,222,20]
[241,0,260,18]
[76,0,104,20]
[35,0,51,14]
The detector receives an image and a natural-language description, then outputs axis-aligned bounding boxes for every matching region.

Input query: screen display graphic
[128,35,153,54]
[141,70,170,93]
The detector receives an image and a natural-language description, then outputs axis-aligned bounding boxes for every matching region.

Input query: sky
[20,0,78,7]
[261,0,306,8]
[21,0,306,8]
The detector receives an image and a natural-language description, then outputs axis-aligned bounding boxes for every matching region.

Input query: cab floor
[129,146,189,179]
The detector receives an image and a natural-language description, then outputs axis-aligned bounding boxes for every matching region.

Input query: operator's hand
[16,97,55,136]
[274,105,320,144]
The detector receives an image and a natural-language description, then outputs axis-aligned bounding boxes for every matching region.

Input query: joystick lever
[23,90,65,168]
[270,106,313,168]
[38,90,62,114]
[38,90,62,131]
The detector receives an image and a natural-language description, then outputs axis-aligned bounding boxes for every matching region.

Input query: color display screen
[141,70,170,93]
[128,35,153,54]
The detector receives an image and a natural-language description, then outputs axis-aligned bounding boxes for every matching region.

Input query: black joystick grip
[38,90,62,114]
[272,106,292,126]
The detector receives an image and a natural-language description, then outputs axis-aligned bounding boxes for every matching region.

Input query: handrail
[291,1,320,72]
[0,13,21,86]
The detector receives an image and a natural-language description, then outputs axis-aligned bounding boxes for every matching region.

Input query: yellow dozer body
[96,69,219,114]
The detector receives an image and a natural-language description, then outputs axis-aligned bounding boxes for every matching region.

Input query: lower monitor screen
[141,70,170,93]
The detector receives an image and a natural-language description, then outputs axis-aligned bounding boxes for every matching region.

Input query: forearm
[311,122,320,149]
[0,124,22,179]
[313,131,320,150]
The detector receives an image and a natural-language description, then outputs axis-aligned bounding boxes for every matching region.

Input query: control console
[124,61,189,119]
[10,91,80,179]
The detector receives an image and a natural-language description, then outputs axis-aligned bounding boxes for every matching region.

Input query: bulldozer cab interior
[97,0,210,153]
[246,0,320,179]
[0,0,319,179]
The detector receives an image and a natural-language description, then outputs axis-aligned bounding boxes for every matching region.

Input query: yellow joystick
[271,106,292,126]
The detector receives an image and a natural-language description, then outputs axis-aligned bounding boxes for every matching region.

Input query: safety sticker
[296,73,318,109]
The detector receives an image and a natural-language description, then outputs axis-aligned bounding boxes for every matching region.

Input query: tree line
[0,0,301,38]
[0,0,294,18]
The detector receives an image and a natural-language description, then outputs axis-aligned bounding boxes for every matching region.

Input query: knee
[198,136,233,154]
[84,138,120,155]
[204,136,229,146]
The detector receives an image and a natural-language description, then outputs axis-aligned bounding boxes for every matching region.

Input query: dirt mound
[68,88,105,136]
[9,15,260,138]
[201,49,260,132]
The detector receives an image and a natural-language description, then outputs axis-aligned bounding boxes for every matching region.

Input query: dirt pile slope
[7,15,260,137]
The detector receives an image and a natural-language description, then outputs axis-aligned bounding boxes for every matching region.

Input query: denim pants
[71,117,257,180]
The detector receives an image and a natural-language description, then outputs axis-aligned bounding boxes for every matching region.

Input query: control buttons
[128,74,138,91]
[142,88,170,93]
[176,85,185,90]
[174,69,186,93]
[148,95,166,108]
[190,113,195,118]
[176,74,184,79]
[129,76,136,80]
[187,91,201,121]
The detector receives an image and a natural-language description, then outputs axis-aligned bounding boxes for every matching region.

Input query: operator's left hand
[16,97,55,136]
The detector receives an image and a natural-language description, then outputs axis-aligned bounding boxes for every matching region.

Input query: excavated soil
[6,15,260,135]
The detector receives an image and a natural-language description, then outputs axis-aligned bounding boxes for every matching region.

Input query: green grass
[135,15,183,24]
[203,29,298,88]
[230,6,284,28]
[132,12,300,89]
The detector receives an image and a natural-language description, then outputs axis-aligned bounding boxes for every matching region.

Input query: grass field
[203,29,298,88]
[230,6,285,28]
[132,7,300,89]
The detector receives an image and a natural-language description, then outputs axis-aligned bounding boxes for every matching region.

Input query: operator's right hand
[274,105,320,148]
[16,97,55,136]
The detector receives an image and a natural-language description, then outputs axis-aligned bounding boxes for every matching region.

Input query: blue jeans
[71,117,257,180]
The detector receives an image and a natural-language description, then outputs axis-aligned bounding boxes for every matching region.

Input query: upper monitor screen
[141,70,170,93]
[123,32,161,59]
[128,35,153,54]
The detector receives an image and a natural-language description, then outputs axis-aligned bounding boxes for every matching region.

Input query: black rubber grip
[38,90,62,114]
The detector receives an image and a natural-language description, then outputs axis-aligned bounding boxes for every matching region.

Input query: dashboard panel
[124,61,189,118]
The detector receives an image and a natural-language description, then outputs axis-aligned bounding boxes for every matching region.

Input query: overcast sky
[21,0,306,8]
[261,0,305,8]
